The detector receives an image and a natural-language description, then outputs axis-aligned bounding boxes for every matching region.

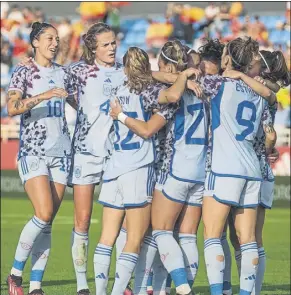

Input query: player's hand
[18,56,33,67]
[39,87,68,100]
[110,99,122,120]
[267,147,279,164]
[182,68,202,80]
[223,70,243,79]
[187,80,203,97]
[254,76,267,85]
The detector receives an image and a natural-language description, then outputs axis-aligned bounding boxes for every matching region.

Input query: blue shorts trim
[169,172,204,184]
[97,200,124,210]
[162,189,185,205]
[236,203,259,209]
[259,202,272,209]
[124,201,149,208]
[211,170,262,182]
[212,194,239,206]
[187,201,202,207]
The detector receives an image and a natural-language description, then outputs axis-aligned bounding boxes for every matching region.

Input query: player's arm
[110,100,166,139]
[157,68,203,104]
[264,124,277,155]
[254,76,281,93]
[261,105,277,154]
[152,68,202,104]
[7,88,68,117]
[223,70,277,105]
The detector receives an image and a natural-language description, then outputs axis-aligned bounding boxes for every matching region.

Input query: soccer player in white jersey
[151,45,208,293]
[93,46,194,295]
[67,23,125,295]
[109,41,199,295]
[6,22,75,295]
[225,49,290,295]
[200,37,277,295]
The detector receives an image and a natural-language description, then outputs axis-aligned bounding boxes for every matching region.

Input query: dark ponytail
[226,37,259,73]
[260,50,290,87]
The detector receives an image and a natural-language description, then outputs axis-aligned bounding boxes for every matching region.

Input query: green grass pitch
[1,198,290,295]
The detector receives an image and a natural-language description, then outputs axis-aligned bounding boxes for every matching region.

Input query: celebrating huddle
[6,21,290,295]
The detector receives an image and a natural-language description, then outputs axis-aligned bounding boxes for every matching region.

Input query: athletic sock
[72,229,89,292]
[251,247,266,295]
[111,252,139,295]
[29,224,52,292]
[240,242,258,295]
[11,216,49,277]
[94,244,112,295]
[221,232,232,294]
[204,238,224,295]
[152,230,190,294]
[179,233,199,288]
[134,235,157,295]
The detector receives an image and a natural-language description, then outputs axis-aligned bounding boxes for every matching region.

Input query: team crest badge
[103,84,112,96]
[74,166,82,178]
[30,158,39,171]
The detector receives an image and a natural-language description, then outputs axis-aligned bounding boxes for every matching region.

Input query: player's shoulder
[11,64,30,75]
[68,60,88,71]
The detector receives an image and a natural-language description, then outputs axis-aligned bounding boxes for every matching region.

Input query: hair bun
[31,22,42,31]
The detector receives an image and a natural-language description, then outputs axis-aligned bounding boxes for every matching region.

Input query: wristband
[117,112,128,124]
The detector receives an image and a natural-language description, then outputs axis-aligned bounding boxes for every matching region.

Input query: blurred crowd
[1,1,290,132]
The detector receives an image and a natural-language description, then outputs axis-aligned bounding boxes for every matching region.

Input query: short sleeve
[200,75,225,99]
[8,66,28,95]
[141,82,179,121]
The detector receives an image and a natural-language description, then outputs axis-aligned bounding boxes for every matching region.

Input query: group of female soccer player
[6,20,290,295]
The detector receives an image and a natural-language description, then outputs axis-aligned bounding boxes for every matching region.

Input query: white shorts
[98,165,156,209]
[18,156,71,185]
[259,180,274,209]
[162,174,203,207]
[155,171,168,192]
[69,153,105,185]
[204,172,261,208]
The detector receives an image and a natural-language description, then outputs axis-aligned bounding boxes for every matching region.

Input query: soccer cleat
[27,289,45,295]
[7,274,24,295]
[77,289,90,295]
[123,283,133,295]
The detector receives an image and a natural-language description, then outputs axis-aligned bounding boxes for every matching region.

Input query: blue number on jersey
[185,103,207,145]
[47,101,62,117]
[100,99,110,115]
[235,101,257,141]
[114,111,141,151]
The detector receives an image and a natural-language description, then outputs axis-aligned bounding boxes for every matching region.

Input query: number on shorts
[235,101,256,141]
[114,111,141,151]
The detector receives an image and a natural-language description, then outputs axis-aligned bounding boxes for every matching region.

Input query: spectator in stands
[104,2,121,35]
[1,40,12,68]
[7,4,24,24]
[274,102,291,128]
[55,18,73,65]
[205,2,219,21]
[1,1,9,20]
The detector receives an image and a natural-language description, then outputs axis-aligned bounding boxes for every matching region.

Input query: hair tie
[161,51,188,65]
[258,51,270,72]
